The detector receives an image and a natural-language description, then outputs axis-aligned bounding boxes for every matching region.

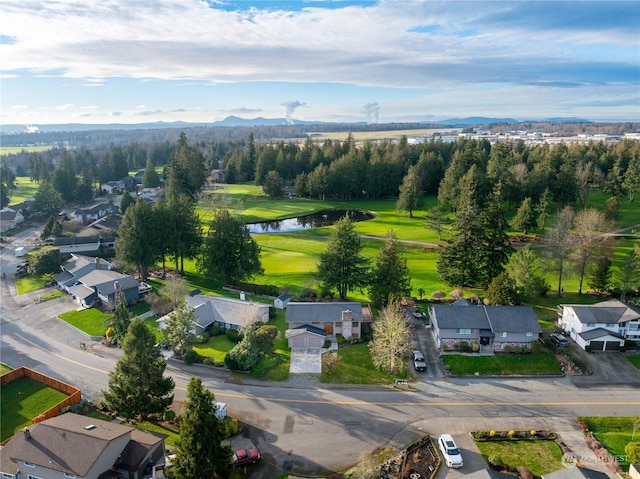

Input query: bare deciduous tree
[369,303,414,375]
[160,275,189,308]
[570,208,613,294]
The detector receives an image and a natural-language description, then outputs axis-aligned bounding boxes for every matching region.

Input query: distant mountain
[211,115,367,127]
[434,117,518,126]
[540,117,591,123]
[0,121,214,134]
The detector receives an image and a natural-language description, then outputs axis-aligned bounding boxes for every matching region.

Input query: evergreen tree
[622,154,640,201]
[425,204,446,241]
[506,244,550,302]
[477,184,514,286]
[102,319,174,421]
[166,194,202,274]
[198,209,263,285]
[588,256,612,293]
[119,192,134,215]
[262,170,284,199]
[616,247,640,301]
[316,215,370,300]
[166,133,206,200]
[603,196,620,222]
[167,377,232,479]
[510,197,536,234]
[116,199,161,281]
[485,271,518,305]
[163,304,197,357]
[396,164,423,218]
[368,231,412,309]
[106,292,132,345]
[33,181,63,217]
[536,187,551,230]
[142,158,160,188]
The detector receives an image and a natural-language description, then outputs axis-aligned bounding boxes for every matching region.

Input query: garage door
[590,341,604,351]
[605,341,620,351]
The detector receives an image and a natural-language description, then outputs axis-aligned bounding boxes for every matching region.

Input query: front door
[325,324,333,335]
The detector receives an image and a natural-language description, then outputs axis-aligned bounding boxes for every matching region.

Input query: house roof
[54,270,74,283]
[186,294,270,328]
[277,293,290,301]
[80,270,139,294]
[0,210,19,221]
[54,236,101,246]
[114,428,165,472]
[62,254,111,274]
[542,466,610,479]
[0,413,133,477]
[69,283,96,300]
[193,301,216,329]
[285,302,366,324]
[430,305,489,330]
[291,324,326,336]
[578,327,625,341]
[564,299,640,324]
[485,306,542,333]
[451,298,471,306]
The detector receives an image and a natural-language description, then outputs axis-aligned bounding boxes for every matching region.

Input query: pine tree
[105,292,132,345]
[506,244,550,302]
[119,191,134,215]
[477,184,514,286]
[168,377,232,479]
[536,187,551,230]
[485,271,518,305]
[588,256,612,294]
[116,199,161,281]
[316,215,370,300]
[396,164,423,218]
[368,231,411,309]
[142,158,160,188]
[510,197,536,234]
[102,319,174,421]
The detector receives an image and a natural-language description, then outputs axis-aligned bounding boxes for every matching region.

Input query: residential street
[1,272,639,478]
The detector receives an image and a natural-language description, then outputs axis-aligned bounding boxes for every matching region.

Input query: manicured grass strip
[579,416,640,469]
[442,351,562,375]
[40,291,64,301]
[130,301,151,316]
[193,335,236,362]
[627,355,640,369]
[319,342,398,384]
[15,275,53,295]
[135,421,180,447]
[475,440,564,476]
[0,364,13,375]
[59,308,111,337]
[0,377,68,442]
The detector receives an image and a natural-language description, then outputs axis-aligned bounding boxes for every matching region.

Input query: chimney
[341,310,352,322]
[24,428,31,439]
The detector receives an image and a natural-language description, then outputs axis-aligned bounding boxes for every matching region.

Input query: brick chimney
[341,310,352,322]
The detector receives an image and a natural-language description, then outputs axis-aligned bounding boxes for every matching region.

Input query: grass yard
[475,440,564,476]
[135,421,180,447]
[59,308,111,337]
[319,342,399,384]
[579,416,640,470]
[5,176,41,205]
[0,377,69,442]
[442,350,562,376]
[627,355,640,369]
[0,364,13,375]
[15,274,53,295]
[193,334,236,362]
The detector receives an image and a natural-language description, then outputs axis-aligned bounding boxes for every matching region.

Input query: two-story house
[69,269,140,308]
[54,254,113,292]
[0,413,166,479]
[558,299,640,351]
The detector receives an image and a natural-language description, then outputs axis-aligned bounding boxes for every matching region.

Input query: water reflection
[247,209,374,233]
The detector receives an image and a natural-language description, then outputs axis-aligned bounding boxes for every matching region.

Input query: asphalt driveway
[570,348,640,387]
[410,307,445,379]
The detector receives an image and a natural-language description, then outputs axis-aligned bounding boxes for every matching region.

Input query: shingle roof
[430,305,489,330]
[578,328,625,341]
[186,294,270,328]
[79,270,138,294]
[0,413,132,477]
[69,283,96,300]
[114,428,165,472]
[485,306,542,333]
[293,324,326,336]
[285,302,365,324]
[54,236,101,246]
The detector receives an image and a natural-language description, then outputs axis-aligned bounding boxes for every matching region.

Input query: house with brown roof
[0,412,166,479]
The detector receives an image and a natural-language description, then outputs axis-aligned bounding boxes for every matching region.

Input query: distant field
[281,128,462,143]
[0,146,53,155]
[6,176,40,205]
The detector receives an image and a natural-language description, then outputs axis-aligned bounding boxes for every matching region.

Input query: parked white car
[438,434,463,468]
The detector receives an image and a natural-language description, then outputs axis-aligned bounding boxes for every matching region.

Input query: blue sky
[1,0,639,125]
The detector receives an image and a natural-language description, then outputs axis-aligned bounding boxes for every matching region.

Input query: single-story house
[274,293,291,309]
[0,412,166,479]
[53,235,114,255]
[0,208,24,233]
[157,292,271,334]
[54,254,112,292]
[429,301,542,353]
[68,269,140,308]
[558,299,640,351]
[285,302,373,346]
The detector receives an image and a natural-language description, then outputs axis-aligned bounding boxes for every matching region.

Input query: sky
[1,0,639,126]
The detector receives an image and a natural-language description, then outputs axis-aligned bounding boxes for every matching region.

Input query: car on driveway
[411,350,427,372]
[438,434,463,468]
[232,448,261,466]
[550,333,568,347]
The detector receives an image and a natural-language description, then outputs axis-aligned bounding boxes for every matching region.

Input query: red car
[231,448,261,466]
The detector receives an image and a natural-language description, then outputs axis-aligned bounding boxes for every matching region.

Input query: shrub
[224,417,241,438]
[488,454,502,466]
[224,353,240,371]
[336,334,345,345]
[530,429,537,436]
[489,430,496,437]
[183,350,198,364]
[323,339,332,349]
[431,290,446,299]
[585,345,592,353]
[450,288,464,299]
[225,328,240,342]
[194,333,209,344]
[203,357,215,365]
[163,410,176,422]
[209,325,222,336]
[508,430,515,437]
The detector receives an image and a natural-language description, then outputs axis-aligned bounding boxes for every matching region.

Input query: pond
[247,209,375,233]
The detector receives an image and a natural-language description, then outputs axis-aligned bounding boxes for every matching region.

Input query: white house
[0,208,25,232]
[558,299,640,351]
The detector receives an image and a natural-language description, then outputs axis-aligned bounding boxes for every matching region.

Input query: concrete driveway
[410,308,445,379]
[289,348,322,374]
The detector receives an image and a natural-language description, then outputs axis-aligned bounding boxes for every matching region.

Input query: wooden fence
[1,366,82,425]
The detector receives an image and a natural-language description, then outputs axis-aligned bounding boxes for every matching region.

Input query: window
[3,474,16,479]
[23,463,35,468]
[64,474,76,479]
[606,323,616,328]
[455,328,473,335]
[586,323,595,327]
[526,332,533,337]
[499,332,507,338]
[27,475,43,479]
[629,324,639,331]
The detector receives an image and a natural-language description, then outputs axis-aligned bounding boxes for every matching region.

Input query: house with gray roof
[558,299,640,351]
[429,302,542,353]
[66,269,139,308]
[0,208,24,233]
[157,292,270,334]
[54,254,113,291]
[285,302,373,346]
[0,412,166,479]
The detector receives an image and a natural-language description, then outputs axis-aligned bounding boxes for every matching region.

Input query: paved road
[1,277,639,478]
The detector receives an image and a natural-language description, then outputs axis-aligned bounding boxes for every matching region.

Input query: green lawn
[0,364,13,375]
[5,177,42,205]
[134,421,180,447]
[475,440,564,476]
[627,355,640,369]
[15,274,53,295]
[193,334,236,362]
[579,417,640,470]
[319,342,400,384]
[0,377,69,442]
[59,308,112,336]
[442,350,562,376]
